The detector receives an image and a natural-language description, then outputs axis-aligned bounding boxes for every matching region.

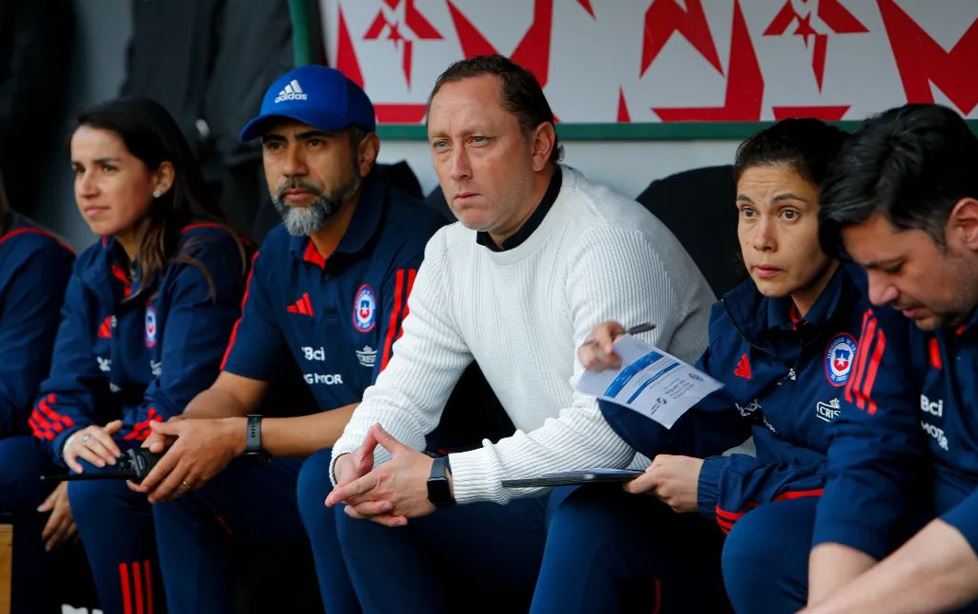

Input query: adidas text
[275,91,308,103]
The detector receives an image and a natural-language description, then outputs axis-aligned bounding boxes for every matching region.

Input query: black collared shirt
[476,166,562,252]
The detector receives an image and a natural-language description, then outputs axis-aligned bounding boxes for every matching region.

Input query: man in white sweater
[325,55,714,611]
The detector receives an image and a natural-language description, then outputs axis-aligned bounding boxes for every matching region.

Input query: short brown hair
[427,54,562,163]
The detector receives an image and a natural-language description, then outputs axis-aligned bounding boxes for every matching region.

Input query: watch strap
[427,455,455,508]
[244,414,264,455]
[430,455,451,479]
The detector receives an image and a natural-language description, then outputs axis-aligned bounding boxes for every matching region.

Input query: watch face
[427,477,453,507]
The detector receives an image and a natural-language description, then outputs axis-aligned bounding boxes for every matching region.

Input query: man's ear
[529,122,556,173]
[357,132,380,178]
[949,197,978,252]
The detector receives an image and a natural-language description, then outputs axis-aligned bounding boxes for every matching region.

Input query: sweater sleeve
[329,233,474,480]
[448,226,711,504]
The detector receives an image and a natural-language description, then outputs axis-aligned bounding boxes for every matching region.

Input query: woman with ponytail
[31,97,248,614]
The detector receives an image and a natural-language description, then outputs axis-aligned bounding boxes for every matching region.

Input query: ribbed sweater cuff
[449,447,503,505]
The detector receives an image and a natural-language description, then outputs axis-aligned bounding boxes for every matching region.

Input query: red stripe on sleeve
[715,503,757,522]
[714,507,745,521]
[36,398,74,428]
[29,412,54,440]
[851,316,878,410]
[380,269,406,371]
[844,310,872,404]
[123,410,164,441]
[221,251,260,370]
[401,269,417,323]
[773,488,824,501]
[119,562,133,614]
[859,328,887,415]
[29,416,49,439]
[29,410,53,430]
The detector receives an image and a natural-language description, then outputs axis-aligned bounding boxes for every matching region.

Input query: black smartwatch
[243,414,266,457]
[426,456,455,508]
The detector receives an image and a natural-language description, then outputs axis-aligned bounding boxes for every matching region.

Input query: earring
[152,189,162,198]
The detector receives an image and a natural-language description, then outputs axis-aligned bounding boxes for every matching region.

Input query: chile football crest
[352,284,377,333]
[145,303,158,348]
[824,333,857,387]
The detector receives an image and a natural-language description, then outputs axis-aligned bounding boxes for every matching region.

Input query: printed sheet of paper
[578,335,723,428]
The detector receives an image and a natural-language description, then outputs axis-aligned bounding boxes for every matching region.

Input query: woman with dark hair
[0,171,75,613]
[30,97,248,614]
[532,118,887,613]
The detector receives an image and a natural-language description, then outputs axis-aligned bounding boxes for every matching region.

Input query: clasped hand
[325,423,437,527]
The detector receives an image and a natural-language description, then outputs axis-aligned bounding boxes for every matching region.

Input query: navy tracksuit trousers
[532,489,821,614]
[722,497,816,613]
[68,453,165,614]
[532,486,730,614]
[153,448,358,614]
[334,487,575,613]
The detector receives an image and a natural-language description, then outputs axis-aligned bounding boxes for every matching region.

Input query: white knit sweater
[330,167,715,504]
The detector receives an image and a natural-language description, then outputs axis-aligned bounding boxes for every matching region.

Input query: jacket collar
[722,263,857,345]
[81,236,141,302]
[289,176,386,269]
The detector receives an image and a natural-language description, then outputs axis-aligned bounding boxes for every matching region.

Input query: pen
[582,322,656,346]
[625,322,656,335]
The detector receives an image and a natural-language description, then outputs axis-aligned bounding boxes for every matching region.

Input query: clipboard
[501,468,642,488]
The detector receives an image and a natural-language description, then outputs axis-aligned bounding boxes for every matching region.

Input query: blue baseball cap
[240,65,376,141]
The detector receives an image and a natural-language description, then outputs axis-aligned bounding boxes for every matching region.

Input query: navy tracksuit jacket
[815,301,978,568]
[0,212,74,434]
[535,264,886,613]
[0,212,73,614]
[31,223,246,455]
[601,264,880,532]
[31,222,246,614]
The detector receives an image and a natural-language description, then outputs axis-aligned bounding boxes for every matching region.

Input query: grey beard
[272,175,360,236]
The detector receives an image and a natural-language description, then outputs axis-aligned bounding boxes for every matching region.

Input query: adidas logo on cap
[274,79,308,103]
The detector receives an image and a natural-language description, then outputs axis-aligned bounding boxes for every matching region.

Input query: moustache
[275,179,323,201]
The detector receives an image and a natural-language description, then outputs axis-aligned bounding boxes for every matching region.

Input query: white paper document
[577,335,723,428]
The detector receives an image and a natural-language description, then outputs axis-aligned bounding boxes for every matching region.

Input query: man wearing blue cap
[133,65,446,613]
